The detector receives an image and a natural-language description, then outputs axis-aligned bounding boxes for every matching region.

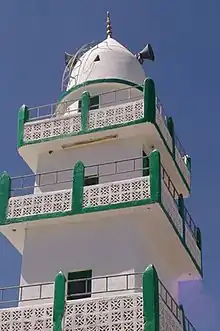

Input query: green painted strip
[178,194,185,241]
[143,78,156,123]
[59,78,143,102]
[17,105,29,148]
[53,271,66,331]
[179,304,187,331]
[143,265,159,331]
[81,92,90,131]
[185,155,191,173]
[0,172,11,225]
[149,150,161,203]
[72,161,85,213]
[167,117,175,159]
[6,210,73,225]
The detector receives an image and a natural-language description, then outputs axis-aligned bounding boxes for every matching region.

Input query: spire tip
[106,11,112,38]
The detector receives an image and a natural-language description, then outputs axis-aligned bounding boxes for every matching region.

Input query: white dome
[67,38,146,90]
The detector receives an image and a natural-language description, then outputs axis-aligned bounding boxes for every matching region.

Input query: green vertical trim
[142,150,149,176]
[81,92,90,131]
[149,150,161,203]
[72,161,85,213]
[178,194,185,240]
[0,172,11,225]
[143,78,156,123]
[179,305,187,331]
[167,116,175,158]
[17,104,29,148]
[53,271,66,331]
[196,227,202,250]
[185,155,191,173]
[143,265,159,331]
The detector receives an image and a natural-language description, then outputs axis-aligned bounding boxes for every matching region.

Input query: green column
[167,116,175,157]
[72,161,85,213]
[53,271,66,331]
[143,265,159,331]
[149,150,161,203]
[0,171,11,225]
[178,194,185,241]
[185,155,191,173]
[143,78,156,123]
[179,305,187,331]
[17,104,29,148]
[81,91,90,132]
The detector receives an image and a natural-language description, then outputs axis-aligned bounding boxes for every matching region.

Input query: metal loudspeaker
[136,44,155,64]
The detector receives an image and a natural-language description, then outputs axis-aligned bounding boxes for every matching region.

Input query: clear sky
[0,1,219,330]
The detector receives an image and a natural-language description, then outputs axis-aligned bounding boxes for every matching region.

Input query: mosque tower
[0,12,202,331]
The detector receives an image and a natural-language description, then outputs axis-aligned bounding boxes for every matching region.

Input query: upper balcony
[0,266,197,331]
[0,150,202,276]
[17,78,191,197]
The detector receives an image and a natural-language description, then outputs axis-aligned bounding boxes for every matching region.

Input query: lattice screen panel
[161,182,183,238]
[159,298,183,331]
[7,189,72,219]
[0,303,53,331]
[88,99,144,130]
[64,293,143,331]
[155,110,173,153]
[83,176,150,208]
[23,114,81,142]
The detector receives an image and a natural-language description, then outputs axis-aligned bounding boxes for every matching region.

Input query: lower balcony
[0,267,196,331]
[0,150,202,277]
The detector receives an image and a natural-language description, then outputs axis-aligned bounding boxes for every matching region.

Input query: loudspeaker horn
[136,44,155,64]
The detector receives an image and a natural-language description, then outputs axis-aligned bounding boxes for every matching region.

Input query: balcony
[0,266,197,331]
[17,78,191,196]
[0,150,202,275]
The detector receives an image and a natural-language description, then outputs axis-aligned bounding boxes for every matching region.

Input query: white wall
[19,211,180,305]
[35,137,144,193]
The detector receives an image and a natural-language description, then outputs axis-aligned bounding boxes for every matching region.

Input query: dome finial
[106,11,112,38]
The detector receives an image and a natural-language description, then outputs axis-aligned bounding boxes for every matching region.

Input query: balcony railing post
[72,161,85,213]
[149,150,161,203]
[143,78,156,123]
[178,194,185,241]
[0,171,11,225]
[143,265,159,331]
[167,116,175,158]
[17,104,29,148]
[81,92,90,132]
[53,271,66,331]
[179,304,187,331]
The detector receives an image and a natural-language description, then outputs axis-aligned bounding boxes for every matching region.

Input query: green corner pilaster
[167,116,175,157]
[72,161,85,213]
[178,194,185,240]
[149,150,161,203]
[17,104,29,148]
[81,91,90,132]
[196,227,203,276]
[53,271,66,331]
[143,78,156,123]
[179,305,187,331]
[0,172,11,225]
[185,155,191,173]
[143,265,159,331]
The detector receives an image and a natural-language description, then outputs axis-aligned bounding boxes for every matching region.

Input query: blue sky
[0,1,219,330]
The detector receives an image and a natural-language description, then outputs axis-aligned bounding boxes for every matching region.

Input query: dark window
[67,270,92,301]
[84,175,99,186]
[142,151,150,176]
[94,55,100,62]
[78,95,99,112]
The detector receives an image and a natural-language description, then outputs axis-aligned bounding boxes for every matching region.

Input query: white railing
[6,189,72,220]
[23,98,144,143]
[83,176,151,209]
[64,293,143,331]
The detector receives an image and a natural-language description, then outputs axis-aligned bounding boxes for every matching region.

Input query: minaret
[0,13,201,331]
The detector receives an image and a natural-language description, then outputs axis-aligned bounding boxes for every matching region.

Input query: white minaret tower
[0,12,202,331]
